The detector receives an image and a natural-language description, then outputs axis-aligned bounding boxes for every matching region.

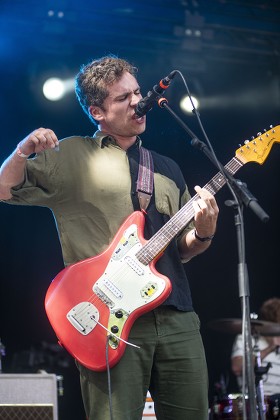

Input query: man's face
[92,72,146,139]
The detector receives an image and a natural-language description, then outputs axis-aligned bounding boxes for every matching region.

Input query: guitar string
[63,131,278,360]
[137,157,243,264]
[71,251,153,322]
[69,158,242,324]
[70,157,243,328]
[68,130,276,317]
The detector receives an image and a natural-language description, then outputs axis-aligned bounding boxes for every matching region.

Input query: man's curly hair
[75,54,138,125]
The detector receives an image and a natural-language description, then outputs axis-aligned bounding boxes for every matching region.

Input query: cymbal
[207,318,280,336]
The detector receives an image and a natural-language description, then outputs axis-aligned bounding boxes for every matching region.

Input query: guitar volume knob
[111,325,119,334]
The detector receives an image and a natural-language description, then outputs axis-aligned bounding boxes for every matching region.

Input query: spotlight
[43,78,65,101]
[180,95,199,114]
[42,77,74,101]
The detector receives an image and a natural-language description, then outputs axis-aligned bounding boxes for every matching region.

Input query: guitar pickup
[93,285,115,308]
[125,255,144,276]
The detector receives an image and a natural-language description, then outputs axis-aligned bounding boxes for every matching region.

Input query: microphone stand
[157,98,269,420]
[253,333,271,420]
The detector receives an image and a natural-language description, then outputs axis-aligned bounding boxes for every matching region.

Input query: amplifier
[0,373,58,420]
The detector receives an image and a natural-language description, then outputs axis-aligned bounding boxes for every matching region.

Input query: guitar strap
[137,146,154,212]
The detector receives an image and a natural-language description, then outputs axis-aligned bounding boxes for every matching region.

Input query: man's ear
[89,105,104,122]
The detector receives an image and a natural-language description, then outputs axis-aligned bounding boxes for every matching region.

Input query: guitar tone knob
[111,325,119,334]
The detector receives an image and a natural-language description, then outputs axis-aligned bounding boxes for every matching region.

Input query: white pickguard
[93,224,166,313]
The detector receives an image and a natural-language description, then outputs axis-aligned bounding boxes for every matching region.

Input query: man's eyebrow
[114,87,140,100]
[114,92,129,100]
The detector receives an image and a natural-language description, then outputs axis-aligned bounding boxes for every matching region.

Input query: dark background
[0,1,279,418]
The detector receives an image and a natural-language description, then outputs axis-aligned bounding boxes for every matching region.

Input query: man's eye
[118,96,127,101]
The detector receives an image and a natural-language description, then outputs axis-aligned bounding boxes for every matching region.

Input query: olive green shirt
[6,131,194,309]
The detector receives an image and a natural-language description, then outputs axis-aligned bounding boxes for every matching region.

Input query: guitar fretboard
[136,157,243,265]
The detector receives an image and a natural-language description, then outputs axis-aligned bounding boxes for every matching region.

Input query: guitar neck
[137,156,244,264]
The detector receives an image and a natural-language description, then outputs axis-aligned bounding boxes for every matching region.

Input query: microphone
[135,70,176,117]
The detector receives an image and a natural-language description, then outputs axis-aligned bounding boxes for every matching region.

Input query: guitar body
[45,211,172,371]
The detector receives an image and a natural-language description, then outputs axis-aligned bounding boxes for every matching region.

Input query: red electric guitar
[45,125,280,371]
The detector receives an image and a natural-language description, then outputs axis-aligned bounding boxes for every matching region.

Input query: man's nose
[131,93,142,106]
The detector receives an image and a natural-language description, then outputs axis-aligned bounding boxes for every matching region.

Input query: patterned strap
[137,147,154,211]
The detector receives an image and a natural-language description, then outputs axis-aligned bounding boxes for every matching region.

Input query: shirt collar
[92,130,142,149]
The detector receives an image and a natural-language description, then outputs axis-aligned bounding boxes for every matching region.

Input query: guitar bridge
[67,302,100,335]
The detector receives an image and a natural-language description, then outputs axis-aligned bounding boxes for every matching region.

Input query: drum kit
[208,318,280,420]
[208,318,280,337]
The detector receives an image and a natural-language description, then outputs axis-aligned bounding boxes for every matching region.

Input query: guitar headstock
[235,125,280,165]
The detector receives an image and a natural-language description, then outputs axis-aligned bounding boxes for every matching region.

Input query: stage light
[43,78,64,101]
[180,95,199,114]
[42,77,74,101]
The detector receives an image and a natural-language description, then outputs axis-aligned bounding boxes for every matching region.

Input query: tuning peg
[244,139,251,148]
[257,132,262,136]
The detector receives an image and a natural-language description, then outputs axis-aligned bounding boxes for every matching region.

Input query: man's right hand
[18,127,59,157]
[0,127,59,200]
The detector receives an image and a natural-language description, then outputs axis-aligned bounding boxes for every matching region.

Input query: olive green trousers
[77,307,209,420]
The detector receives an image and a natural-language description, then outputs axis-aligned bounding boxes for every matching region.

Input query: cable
[106,335,114,420]
[175,70,242,211]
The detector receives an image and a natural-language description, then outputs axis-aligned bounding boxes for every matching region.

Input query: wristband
[16,143,29,159]
[194,229,215,242]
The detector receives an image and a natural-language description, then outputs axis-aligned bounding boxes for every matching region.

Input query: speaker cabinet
[0,373,58,419]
